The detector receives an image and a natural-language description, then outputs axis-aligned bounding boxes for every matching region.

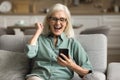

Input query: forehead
[51,10,67,18]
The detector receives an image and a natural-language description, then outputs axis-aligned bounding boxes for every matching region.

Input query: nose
[56,20,61,25]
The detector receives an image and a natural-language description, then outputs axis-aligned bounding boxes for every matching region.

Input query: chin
[53,33,62,36]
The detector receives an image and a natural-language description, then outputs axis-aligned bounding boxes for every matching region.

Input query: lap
[26,71,105,80]
[26,75,44,80]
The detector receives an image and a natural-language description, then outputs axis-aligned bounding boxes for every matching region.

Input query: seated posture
[25,3,93,80]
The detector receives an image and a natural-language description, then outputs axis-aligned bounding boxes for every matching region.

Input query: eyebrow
[49,16,66,19]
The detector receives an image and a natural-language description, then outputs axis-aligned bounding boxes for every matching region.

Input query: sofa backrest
[76,34,107,73]
[0,35,24,52]
[0,35,32,52]
[0,34,107,73]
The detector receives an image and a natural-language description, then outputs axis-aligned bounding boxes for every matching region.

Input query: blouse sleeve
[73,39,93,70]
[25,42,38,59]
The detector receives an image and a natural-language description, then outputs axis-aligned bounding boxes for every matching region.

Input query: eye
[49,17,67,23]
[51,17,57,21]
[59,18,67,22]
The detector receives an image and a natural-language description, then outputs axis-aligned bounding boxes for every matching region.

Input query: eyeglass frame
[48,17,67,23]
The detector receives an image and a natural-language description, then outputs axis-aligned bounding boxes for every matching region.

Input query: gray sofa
[0,34,118,80]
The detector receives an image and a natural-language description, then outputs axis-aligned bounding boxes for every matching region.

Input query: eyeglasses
[49,17,67,23]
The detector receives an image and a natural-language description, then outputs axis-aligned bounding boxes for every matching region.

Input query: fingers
[37,22,44,27]
[35,22,44,30]
[57,56,67,66]
[60,53,69,60]
[57,53,71,66]
[34,22,44,34]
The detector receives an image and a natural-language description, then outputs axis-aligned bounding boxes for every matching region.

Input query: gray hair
[42,3,74,38]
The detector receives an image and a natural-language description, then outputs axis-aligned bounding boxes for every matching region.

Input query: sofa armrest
[107,62,120,80]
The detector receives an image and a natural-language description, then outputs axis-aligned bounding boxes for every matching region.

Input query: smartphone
[59,48,69,60]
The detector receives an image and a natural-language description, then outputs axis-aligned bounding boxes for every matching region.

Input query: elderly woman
[26,3,93,80]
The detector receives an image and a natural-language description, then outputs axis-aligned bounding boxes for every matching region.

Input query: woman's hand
[57,53,89,76]
[28,22,44,45]
[35,22,44,35]
[57,53,76,68]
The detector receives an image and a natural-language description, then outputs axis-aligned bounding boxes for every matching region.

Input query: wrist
[79,70,92,78]
[36,30,42,34]
[68,63,91,77]
[67,62,77,70]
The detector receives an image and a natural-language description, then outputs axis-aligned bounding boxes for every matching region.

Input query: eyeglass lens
[49,17,67,22]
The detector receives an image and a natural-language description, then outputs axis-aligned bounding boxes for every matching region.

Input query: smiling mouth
[54,26,62,30]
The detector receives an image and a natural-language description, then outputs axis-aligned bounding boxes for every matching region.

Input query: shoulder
[38,34,47,41]
[68,38,81,47]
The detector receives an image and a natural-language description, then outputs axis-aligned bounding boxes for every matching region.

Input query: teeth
[55,26,60,28]
[54,26,61,29]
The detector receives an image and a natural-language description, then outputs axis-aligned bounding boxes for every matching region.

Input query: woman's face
[48,11,67,36]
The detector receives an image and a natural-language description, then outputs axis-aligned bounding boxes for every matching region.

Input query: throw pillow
[80,26,110,36]
[0,50,29,80]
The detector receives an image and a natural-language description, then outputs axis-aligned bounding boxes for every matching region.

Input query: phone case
[59,48,69,60]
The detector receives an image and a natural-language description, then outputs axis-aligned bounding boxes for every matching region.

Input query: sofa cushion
[0,28,6,36]
[84,71,105,80]
[80,26,111,36]
[107,62,120,80]
[0,35,24,52]
[0,50,29,80]
[76,34,107,73]
[0,35,32,52]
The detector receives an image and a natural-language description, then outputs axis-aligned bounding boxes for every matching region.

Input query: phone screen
[59,48,69,60]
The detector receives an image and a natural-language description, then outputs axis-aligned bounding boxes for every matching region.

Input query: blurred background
[0,0,120,64]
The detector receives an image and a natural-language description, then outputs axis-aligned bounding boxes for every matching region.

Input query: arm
[26,22,44,58]
[57,54,89,77]
[57,40,92,77]
[28,23,44,45]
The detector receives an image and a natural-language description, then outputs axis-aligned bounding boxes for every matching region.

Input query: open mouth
[54,26,62,30]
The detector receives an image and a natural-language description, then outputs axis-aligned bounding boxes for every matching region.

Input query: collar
[47,32,67,41]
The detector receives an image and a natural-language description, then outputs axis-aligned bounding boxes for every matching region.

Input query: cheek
[49,21,55,28]
[63,23,67,30]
